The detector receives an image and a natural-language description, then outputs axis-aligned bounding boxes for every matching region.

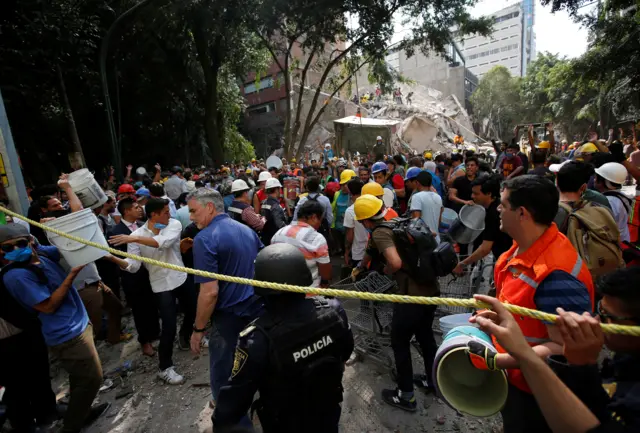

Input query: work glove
[351,266,363,282]
[466,340,500,371]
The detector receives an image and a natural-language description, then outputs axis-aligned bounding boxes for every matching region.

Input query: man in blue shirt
[186,189,264,402]
[0,224,107,433]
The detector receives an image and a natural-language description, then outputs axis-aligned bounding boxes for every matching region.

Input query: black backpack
[0,253,49,330]
[374,217,458,283]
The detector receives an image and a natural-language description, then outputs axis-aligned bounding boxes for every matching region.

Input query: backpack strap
[603,191,632,215]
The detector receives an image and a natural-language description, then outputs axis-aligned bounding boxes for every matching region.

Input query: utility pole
[0,90,30,215]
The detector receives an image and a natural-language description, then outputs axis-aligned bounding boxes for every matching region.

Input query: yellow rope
[2,205,640,337]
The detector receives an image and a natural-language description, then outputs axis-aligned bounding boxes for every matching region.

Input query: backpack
[374,217,458,283]
[557,201,625,280]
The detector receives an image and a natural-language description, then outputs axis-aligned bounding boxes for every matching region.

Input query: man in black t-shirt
[448,156,479,213]
[453,175,513,275]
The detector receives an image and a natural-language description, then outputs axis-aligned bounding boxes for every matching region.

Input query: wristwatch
[192,324,206,333]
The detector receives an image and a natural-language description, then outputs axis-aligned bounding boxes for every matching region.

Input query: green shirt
[582,189,612,210]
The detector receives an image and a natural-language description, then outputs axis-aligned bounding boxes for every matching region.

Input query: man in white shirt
[410,171,443,244]
[343,179,368,267]
[109,198,197,385]
[163,166,188,201]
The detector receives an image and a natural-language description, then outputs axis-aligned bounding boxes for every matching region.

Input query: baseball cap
[118,184,136,194]
[0,224,30,244]
[549,160,571,173]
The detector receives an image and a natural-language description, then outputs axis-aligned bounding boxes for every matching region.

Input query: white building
[455,1,536,78]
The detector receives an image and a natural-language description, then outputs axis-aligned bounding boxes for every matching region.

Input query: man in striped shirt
[271,200,332,288]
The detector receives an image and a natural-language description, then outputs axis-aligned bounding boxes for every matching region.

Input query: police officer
[212,243,354,433]
[227,179,265,233]
[259,178,287,246]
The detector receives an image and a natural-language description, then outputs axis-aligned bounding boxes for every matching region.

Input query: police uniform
[212,244,354,433]
[259,196,287,246]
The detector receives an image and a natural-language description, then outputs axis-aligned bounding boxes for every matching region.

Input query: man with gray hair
[186,189,264,407]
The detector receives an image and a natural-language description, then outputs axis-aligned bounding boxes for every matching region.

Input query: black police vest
[253,298,348,433]
[260,197,281,245]
[227,200,249,225]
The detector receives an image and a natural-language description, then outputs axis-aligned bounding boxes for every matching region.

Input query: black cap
[0,224,30,244]
[253,243,313,296]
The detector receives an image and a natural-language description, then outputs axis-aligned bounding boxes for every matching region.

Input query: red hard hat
[117,184,136,194]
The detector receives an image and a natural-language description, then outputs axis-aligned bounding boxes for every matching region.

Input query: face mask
[5,247,33,262]
[154,223,167,230]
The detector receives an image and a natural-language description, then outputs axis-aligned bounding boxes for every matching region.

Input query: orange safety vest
[493,223,595,393]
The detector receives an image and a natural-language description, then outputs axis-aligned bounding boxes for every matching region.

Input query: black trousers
[122,279,160,345]
[0,329,57,431]
[155,279,198,370]
[501,383,552,433]
[390,303,438,392]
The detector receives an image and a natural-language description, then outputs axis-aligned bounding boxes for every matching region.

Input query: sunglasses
[597,300,640,324]
[1,239,30,253]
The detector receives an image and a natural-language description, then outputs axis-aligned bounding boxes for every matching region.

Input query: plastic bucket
[433,325,508,417]
[67,169,107,210]
[44,209,109,267]
[439,313,473,336]
[439,208,458,232]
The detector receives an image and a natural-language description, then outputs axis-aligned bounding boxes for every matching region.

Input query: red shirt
[500,155,523,178]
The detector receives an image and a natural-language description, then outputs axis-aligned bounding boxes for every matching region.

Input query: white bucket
[67,169,107,210]
[44,209,109,267]
[439,208,458,231]
[439,313,473,335]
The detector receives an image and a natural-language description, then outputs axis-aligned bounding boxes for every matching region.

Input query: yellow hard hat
[339,169,356,185]
[354,194,384,221]
[361,182,384,197]
[537,141,551,150]
[424,152,433,160]
[568,144,576,150]
[291,158,297,163]
[577,143,598,154]
[245,168,252,174]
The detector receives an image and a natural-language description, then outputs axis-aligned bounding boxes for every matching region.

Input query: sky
[470,0,592,59]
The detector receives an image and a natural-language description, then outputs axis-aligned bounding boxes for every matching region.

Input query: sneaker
[158,367,185,385]
[381,388,417,412]
[178,335,190,351]
[412,374,435,393]
[83,402,111,426]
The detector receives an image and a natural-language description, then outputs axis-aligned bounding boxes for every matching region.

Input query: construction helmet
[371,161,388,174]
[537,141,551,150]
[231,179,250,193]
[291,158,297,163]
[361,182,384,197]
[265,178,282,189]
[354,194,384,221]
[253,243,313,296]
[339,169,356,185]
[424,152,433,160]
[405,167,422,181]
[258,171,272,183]
[376,135,383,141]
[577,143,598,154]
[595,162,628,185]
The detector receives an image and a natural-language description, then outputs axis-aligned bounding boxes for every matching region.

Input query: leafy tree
[252,0,492,158]
[470,66,524,139]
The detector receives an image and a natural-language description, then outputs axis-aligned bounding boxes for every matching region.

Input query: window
[510,34,518,38]
[244,73,283,95]
[494,10,519,23]
[248,102,276,115]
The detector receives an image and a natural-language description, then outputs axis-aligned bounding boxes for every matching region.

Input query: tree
[470,66,524,140]
[252,0,492,158]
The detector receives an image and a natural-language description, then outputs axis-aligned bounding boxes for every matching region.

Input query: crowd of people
[0,121,639,433]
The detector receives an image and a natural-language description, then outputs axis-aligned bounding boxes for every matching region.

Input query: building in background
[454,1,536,79]
[385,42,478,112]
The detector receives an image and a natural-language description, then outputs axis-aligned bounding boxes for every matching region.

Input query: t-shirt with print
[343,204,368,261]
[500,156,523,178]
[369,226,439,297]
[271,221,330,287]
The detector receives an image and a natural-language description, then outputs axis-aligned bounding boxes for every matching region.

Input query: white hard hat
[325,143,331,148]
[595,162,628,185]
[258,171,272,182]
[231,179,250,193]
[136,167,147,176]
[265,178,282,189]
[376,136,383,141]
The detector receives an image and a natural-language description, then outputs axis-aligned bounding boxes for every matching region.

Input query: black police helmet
[253,243,313,296]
